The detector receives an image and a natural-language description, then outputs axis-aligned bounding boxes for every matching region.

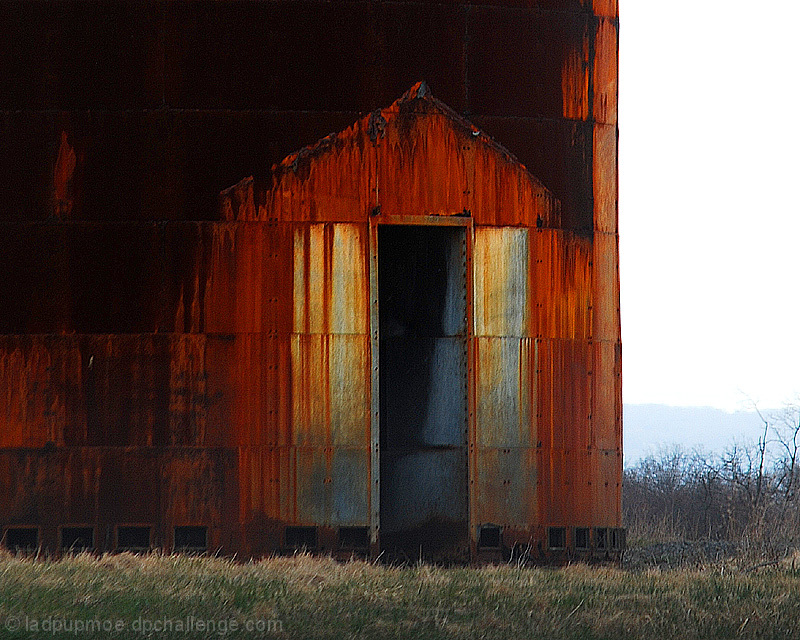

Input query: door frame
[368,214,476,559]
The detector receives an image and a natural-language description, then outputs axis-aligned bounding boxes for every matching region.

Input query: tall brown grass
[1,551,800,639]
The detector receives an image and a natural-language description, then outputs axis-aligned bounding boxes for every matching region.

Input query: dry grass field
[0,550,799,639]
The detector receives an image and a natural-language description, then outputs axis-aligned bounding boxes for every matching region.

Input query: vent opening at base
[175,526,207,553]
[339,527,369,550]
[61,527,94,552]
[285,526,317,550]
[4,527,38,551]
[574,527,590,551]
[547,527,566,550]
[117,526,151,552]
[478,525,502,550]
[594,527,609,551]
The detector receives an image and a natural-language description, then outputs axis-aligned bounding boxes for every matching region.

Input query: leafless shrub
[624,402,800,562]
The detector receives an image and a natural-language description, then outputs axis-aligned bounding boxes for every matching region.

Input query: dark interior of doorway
[378,224,469,562]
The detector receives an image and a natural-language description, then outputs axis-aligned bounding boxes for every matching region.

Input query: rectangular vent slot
[61,527,94,552]
[117,526,151,551]
[478,525,502,549]
[574,527,590,550]
[4,528,38,551]
[548,527,566,550]
[339,527,369,550]
[175,526,207,552]
[285,526,317,550]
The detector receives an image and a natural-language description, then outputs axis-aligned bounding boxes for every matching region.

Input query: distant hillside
[623,404,771,466]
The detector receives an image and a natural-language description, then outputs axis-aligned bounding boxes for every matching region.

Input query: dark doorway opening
[378,224,469,561]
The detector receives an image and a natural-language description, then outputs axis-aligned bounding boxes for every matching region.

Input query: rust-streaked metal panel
[468,7,589,120]
[536,338,591,452]
[474,448,537,527]
[531,230,593,340]
[0,447,238,552]
[167,334,209,446]
[1,219,339,340]
[0,333,289,450]
[593,17,618,126]
[162,221,293,336]
[592,340,622,451]
[221,334,290,448]
[570,449,594,526]
[289,220,372,533]
[76,336,170,447]
[536,447,620,529]
[377,112,472,218]
[535,448,597,528]
[161,448,237,528]
[467,138,560,227]
[592,0,619,20]
[562,37,589,120]
[473,227,531,337]
[237,445,291,526]
[220,130,377,224]
[291,334,370,447]
[592,231,620,343]
[475,337,535,449]
[204,222,292,335]
[536,448,568,526]
[220,85,561,230]
[593,124,617,235]
[0,337,75,447]
[295,447,370,526]
[470,116,593,232]
[592,449,622,526]
[293,223,369,335]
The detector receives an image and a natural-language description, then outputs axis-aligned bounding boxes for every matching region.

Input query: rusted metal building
[0,1,620,561]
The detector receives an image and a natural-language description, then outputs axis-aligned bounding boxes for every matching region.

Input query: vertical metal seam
[368,221,380,549]
[466,220,477,559]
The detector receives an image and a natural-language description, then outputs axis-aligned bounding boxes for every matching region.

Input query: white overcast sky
[619,1,800,411]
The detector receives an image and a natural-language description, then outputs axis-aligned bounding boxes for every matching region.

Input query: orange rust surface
[593,17,619,126]
[593,124,617,235]
[593,0,619,19]
[220,84,561,228]
[561,41,589,121]
[0,67,619,557]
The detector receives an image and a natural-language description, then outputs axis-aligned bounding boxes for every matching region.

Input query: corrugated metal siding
[0,24,620,554]
[220,89,561,230]
[593,17,619,127]
[472,221,620,536]
[531,230,593,341]
[289,223,371,528]
[474,227,531,338]
[0,447,238,552]
[592,231,620,343]
[472,227,538,532]
[292,224,369,335]
[594,0,619,19]
[593,124,617,235]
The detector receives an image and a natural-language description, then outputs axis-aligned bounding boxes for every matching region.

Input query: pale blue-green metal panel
[473,227,530,338]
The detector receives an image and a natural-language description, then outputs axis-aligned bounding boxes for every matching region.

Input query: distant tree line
[623,402,800,555]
